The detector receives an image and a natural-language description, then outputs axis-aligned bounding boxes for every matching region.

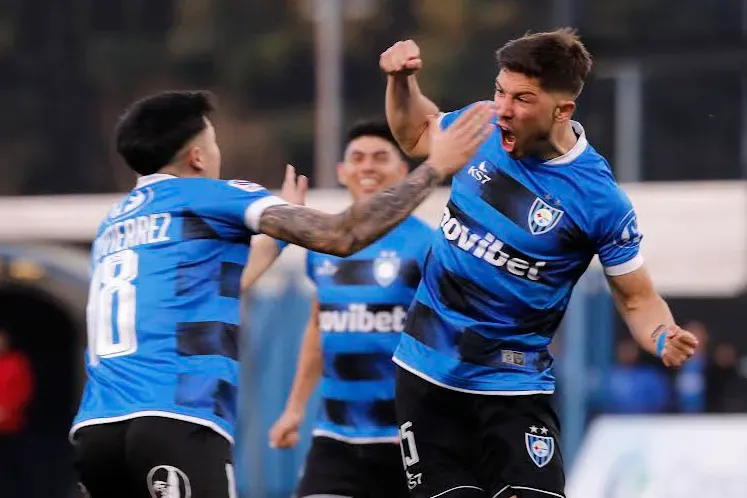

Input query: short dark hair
[496,28,592,96]
[114,90,216,176]
[344,120,402,155]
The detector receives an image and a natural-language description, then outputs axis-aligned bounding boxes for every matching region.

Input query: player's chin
[504,144,524,158]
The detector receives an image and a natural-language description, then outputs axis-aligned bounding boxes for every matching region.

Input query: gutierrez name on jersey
[93,213,172,260]
[440,206,546,281]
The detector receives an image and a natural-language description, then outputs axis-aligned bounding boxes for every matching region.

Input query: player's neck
[157,164,202,179]
[540,122,577,161]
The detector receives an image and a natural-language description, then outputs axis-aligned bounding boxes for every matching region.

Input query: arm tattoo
[259,162,441,256]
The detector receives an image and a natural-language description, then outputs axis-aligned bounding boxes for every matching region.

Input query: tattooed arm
[258,101,495,256]
[259,163,441,256]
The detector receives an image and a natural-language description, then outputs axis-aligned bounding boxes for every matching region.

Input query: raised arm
[381,40,440,158]
[258,102,495,257]
[259,163,439,257]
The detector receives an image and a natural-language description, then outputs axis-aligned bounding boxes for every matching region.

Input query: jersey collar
[136,173,178,188]
[543,121,588,166]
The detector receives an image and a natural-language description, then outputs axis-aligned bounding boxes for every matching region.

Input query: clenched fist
[269,409,303,449]
[654,325,699,368]
[380,39,423,76]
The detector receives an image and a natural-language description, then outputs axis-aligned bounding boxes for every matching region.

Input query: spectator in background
[675,321,708,413]
[706,341,747,412]
[0,327,34,498]
[601,339,671,414]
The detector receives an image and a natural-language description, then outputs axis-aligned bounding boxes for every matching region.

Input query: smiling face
[337,135,408,200]
[494,69,575,159]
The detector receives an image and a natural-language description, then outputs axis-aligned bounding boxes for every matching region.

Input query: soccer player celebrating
[263,121,431,498]
[69,91,492,498]
[380,29,698,498]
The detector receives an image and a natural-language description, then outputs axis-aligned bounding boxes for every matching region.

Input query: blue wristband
[654,326,668,357]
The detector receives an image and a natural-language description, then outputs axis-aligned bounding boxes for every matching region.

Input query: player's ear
[336,161,348,187]
[554,99,576,124]
[186,145,205,173]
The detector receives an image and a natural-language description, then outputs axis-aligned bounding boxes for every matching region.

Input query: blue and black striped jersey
[394,102,644,394]
[71,173,286,443]
[308,216,432,443]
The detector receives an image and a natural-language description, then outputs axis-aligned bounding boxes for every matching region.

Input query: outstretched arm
[258,101,494,257]
[259,162,441,257]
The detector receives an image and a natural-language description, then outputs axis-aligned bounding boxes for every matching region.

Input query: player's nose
[358,157,377,172]
[495,100,513,120]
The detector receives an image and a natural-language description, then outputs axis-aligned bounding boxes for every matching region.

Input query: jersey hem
[69,411,234,445]
[312,429,399,445]
[393,357,555,396]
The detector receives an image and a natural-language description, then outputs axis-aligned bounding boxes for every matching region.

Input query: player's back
[72,174,284,443]
[394,103,643,394]
[308,216,432,443]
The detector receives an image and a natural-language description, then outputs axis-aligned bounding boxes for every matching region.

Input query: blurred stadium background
[0,1,746,497]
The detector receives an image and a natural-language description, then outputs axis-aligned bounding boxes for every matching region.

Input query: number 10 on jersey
[86,250,139,365]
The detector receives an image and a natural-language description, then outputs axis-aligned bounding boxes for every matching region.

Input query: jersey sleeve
[592,187,644,276]
[186,179,287,238]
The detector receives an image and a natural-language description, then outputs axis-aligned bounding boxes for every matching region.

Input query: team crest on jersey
[525,427,555,468]
[227,179,264,193]
[108,188,154,221]
[374,251,400,287]
[528,197,564,235]
[148,465,191,498]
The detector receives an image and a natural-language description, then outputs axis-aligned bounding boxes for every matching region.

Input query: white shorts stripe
[429,485,484,498]
[311,429,399,445]
[301,495,352,498]
[491,485,511,498]
[510,486,564,497]
[226,464,237,498]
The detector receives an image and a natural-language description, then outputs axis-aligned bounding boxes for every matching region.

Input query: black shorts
[72,417,235,498]
[296,436,409,498]
[395,367,565,498]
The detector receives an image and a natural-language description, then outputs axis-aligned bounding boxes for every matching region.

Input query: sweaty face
[190,119,222,179]
[494,70,558,158]
[338,136,407,200]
